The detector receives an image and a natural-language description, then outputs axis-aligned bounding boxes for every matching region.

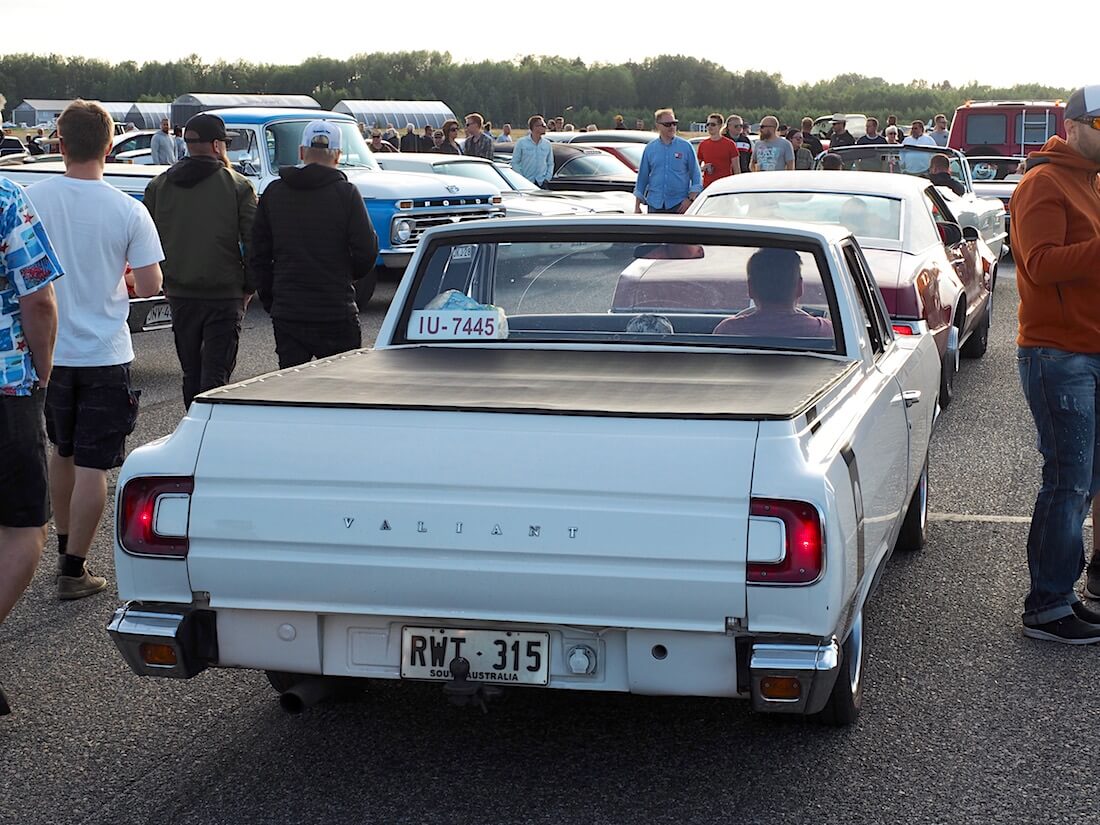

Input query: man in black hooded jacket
[144,113,256,408]
[250,120,379,369]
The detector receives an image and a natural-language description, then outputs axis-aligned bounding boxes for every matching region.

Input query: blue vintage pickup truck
[1,107,505,320]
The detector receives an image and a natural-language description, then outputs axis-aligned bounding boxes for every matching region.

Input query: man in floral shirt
[0,176,63,716]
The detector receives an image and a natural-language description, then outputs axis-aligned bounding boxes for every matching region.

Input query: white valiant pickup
[108,216,940,725]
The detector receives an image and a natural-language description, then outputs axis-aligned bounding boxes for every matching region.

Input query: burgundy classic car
[681,171,997,408]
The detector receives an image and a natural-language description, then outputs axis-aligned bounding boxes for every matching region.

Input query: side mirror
[961,225,980,243]
[233,158,259,176]
[937,222,963,246]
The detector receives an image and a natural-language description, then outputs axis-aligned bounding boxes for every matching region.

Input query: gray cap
[1066,86,1100,120]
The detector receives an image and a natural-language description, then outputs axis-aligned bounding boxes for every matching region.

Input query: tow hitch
[443,657,503,714]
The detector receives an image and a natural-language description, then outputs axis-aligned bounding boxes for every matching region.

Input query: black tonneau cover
[198,347,856,420]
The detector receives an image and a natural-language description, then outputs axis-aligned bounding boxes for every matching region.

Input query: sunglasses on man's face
[657,120,679,127]
[1076,116,1100,131]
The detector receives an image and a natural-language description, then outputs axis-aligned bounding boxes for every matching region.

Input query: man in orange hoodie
[1013,85,1100,644]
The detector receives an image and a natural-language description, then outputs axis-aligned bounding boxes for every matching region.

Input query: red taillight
[747,498,824,584]
[892,324,915,336]
[119,476,194,557]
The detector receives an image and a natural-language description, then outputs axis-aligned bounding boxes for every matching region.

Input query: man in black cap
[144,113,258,408]
[250,120,378,368]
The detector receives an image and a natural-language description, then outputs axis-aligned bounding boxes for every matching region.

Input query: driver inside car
[713,248,834,338]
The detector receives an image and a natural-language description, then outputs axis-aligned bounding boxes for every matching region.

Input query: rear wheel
[817,613,864,726]
[939,337,957,409]
[961,294,992,359]
[265,670,308,693]
[896,457,929,552]
[354,273,377,310]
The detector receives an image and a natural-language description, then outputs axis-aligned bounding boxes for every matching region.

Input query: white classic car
[107,216,940,726]
[822,144,1007,260]
[374,153,634,216]
[689,171,999,408]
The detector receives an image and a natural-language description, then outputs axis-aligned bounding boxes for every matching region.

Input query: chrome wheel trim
[846,612,864,699]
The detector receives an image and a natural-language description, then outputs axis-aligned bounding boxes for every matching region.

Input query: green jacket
[144,157,258,300]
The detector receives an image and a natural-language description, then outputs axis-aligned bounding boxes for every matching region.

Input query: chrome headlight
[391,218,414,245]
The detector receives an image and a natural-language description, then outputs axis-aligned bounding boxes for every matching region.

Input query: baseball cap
[183,113,237,144]
[1065,86,1100,120]
[831,115,847,123]
[300,120,342,151]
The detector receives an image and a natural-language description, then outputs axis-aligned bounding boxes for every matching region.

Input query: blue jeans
[1018,347,1100,622]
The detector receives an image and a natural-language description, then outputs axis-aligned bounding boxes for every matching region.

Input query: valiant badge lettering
[344,518,354,529]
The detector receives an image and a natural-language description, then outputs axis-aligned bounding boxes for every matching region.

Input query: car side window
[841,242,890,357]
[923,187,959,227]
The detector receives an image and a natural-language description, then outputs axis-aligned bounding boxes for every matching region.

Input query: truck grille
[395,205,506,249]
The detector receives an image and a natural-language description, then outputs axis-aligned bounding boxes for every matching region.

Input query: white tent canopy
[333,100,455,130]
[98,101,134,123]
[126,103,171,129]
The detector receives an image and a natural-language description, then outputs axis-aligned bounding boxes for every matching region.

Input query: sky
[11,2,1086,91]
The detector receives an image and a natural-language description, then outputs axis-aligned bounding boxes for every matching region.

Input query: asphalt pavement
[2,261,1097,825]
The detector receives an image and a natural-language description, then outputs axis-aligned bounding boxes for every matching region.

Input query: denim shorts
[45,364,139,470]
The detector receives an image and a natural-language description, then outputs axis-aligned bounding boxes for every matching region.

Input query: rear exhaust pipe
[279,677,341,714]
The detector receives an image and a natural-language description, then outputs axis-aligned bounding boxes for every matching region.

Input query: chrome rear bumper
[749,638,841,715]
[107,603,217,679]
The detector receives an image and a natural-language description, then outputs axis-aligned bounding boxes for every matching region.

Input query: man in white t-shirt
[27,100,164,600]
[902,120,938,147]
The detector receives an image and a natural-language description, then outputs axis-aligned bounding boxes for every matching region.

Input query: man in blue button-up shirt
[633,108,703,214]
[511,115,554,187]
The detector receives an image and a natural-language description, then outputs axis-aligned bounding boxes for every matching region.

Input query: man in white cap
[250,120,378,368]
[1012,84,1100,644]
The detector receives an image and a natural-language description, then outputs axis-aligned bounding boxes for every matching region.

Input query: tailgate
[185,405,757,632]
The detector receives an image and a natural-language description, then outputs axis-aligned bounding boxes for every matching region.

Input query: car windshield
[397,234,840,353]
[820,145,965,181]
[263,120,379,170]
[497,165,539,191]
[433,160,508,188]
[607,144,644,167]
[557,153,633,178]
[966,157,1025,181]
[696,192,902,242]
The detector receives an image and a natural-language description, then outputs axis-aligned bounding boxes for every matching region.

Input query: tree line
[0,52,1071,129]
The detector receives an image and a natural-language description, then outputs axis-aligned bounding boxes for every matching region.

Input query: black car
[1,136,26,157]
[493,142,636,193]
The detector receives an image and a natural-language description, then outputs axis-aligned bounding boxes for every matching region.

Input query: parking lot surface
[2,262,1097,825]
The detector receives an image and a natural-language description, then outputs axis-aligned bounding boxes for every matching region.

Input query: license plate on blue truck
[401,627,550,685]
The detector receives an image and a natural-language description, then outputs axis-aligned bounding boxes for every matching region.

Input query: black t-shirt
[800,131,823,156]
[723,130,753,172]
[929,171,965,197]
[829,130,856,149]
[857,134,887,145]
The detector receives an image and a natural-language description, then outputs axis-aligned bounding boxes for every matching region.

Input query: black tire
[265,670,308,693]
[354,273,377,310]
[817,614,864,727]
[896,457,928,552]
[939,342,957,409]
[961,294,992,359]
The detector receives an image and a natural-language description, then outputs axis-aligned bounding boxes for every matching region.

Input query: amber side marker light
[140,643,178,667]
[760,676,802,701]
